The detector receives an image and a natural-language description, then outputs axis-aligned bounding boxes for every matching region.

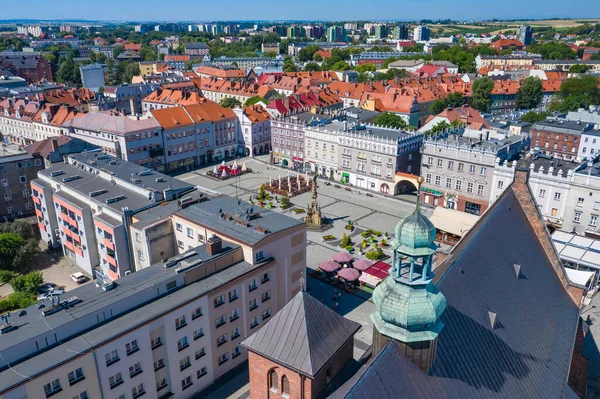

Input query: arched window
[269,370,278,391]
[281,375,290,395]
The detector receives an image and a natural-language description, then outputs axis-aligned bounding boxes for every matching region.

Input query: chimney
[206,235,222,256]
[50,138,59,152]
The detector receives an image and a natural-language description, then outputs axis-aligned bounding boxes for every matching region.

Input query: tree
[516,77,543,110]
[112,45,124,59]
[10,271,43,296]
[282,56,298,73]
[355,63,376,74]
[430,98,448,115]
[297,44,320,62]
[521,110,550,124]
[220,97,242,108]
[331,61,351,71]
[303,62,321,72]
[124,62,141,83]
[244,95,263,106]
[373,112,407,129]
[56,56,81,86]
[0,233,24,271]
[313,53,323,62]
[341,233,352,248]
[569,64,589,74]
[556,75,600,111]
[472,77,494,112]
[184,60,194,71]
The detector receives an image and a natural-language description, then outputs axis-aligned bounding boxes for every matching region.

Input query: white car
[70,273,86,284]
[37,289,65,301]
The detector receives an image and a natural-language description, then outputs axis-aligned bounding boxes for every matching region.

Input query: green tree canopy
[245,95,264,106]
[373,112,407,129]
[331,61,351,71]
[282,56,298,72]
[516,77,543,110]
[220,97,242,108]
[355,63,376,74]
[303,62,321,72]
[569,64,589,74]
[472,77,494,112]
[0,233,24,271]
[521,110,550,124]
[297,44,321,62]
[556,75,600,111]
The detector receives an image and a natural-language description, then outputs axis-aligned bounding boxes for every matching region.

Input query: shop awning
[564,268,595,287]
[429,207,479,237]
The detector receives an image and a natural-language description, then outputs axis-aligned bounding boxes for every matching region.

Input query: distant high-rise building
[517,25,533,46]
[393,24,409,40]
[328,26,347,42]
[413,25,430,42]
[374,25,388,39]
[286,26,304,38]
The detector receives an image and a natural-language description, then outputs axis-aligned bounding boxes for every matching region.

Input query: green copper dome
[393,209,437,257]
[371,275,446,343]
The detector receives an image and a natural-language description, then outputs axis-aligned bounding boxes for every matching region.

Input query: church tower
[371,176,446,372]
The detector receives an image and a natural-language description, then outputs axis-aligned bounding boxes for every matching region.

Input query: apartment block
[0,228,304,399]
[234,105,272,157]
[0,152,43,221]
[31,152,196,282]
[531,118,596,161]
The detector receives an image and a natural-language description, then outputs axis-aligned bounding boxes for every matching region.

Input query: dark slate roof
[334,186,580,398]
[242,291,361,378]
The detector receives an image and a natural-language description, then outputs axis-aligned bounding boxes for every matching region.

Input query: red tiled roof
[150,106,195,129]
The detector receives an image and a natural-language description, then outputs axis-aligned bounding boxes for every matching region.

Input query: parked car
[70,273,86,284]
[38,283,57,294]
[37,289,65,301]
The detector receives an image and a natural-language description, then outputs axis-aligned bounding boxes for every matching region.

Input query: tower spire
[415,176,424,213]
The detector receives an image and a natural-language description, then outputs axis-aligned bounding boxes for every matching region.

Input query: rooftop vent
[513,263,521,279]
[89,189,108,197]
[105,195,125,204]
[108,160,117,166]
[139,169,153,176]
[62,175,81,183]
[97,155,110,160]
[164,251,196,268]
[50,170,65,177]
[254,226,270,234]
[488,310,498,329]
[155,177,166,183]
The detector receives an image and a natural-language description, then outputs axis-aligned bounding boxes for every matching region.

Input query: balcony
[341,153,352,158]
[106,251,117,267]
[103,238,114,251]
[62,226,81,243]
[32,195,41,205]
[63,240,83,257]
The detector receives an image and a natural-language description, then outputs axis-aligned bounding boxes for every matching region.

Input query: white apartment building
[305,122,344,178]
[491,157,575,226]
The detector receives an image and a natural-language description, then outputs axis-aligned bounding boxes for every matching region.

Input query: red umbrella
[319,260,340,273]
[337,268,360,281]
[334,252,353,263]
[353,259,373,271]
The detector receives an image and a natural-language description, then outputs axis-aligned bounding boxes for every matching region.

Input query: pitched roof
[242,291,360,378]
[66,111,161,134]
[150,106,195,129]
[335,172,581,398]
[244,104,271,123]
[183,101,235,123]
[491,39,525,49]
[427,105,490,130]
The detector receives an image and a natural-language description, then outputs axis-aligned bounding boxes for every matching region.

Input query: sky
[2,0,600,22]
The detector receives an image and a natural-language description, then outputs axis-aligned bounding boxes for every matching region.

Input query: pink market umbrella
[337,268,360,281]
[353,259,373,271]
[334,252,353,263]
[319,260,340,273]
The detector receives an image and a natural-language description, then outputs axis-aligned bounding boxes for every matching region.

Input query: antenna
[300,271,306,292]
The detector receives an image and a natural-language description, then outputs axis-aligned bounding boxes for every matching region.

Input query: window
[105,350,119,366]
[192,306,202,319]
[44,379,62,397]
[182,375,193,390]
[22,189,30,198]
[214,294,225,307]
[195,347,206,359]
[232,345,241,358]
[437,159,442,167]
[282,375,290,395]
[434,176,441,186]
[4,193,11,202]
[197,367,208,378]
[215,314,227,328]
[250,315,259,328]
[154,358,164,371]
[591,215,598,227]
[176,223,182,231]
[109,372,122,388]
[426,174,432,184]
[262,308,271,320]
[16,161,23,169]
[232,327,241,340]
[151,337,162,349]
[68,368,84,385]
[126,340,138,355]
[539,189,546,198]
[262,290,271,302]
[218,352,229,365]
[458,163,464,172]
[166,280,176,291]
[497,181,504,189]
[156,378,167,391]
[194,328,204,340]
[177,240,184,249]
[229,288,238,302]
[132,383,145,398]
[270,370,278,391]
[467,182,474,194]
[180,356,191,371]
[217,333,228,346]
[594,201,600,211]
[72,392,88,399]
[231,308,240,321]
[455,180,462,191]
[427,156,433,165]
[448,161,454,169]
[187,227,194,238]
[1,179,7,187]
[249,298,258,310]
[178,336,189,351]
[469,165,475,174]
[261,271,271,283]
[554,192,561,201]
[255,251,264,261]
[137,250,144,261]
[175,315,187,330]
[445,178,452,189]
[129,362,142,377]
[19,176,27,183]
[248,279,258,292]
[477,184,484,196]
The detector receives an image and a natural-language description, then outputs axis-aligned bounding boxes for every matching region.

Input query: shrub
[365,248,384,261]
[0,270,16,284]
[281,197,290,206]
[0,291,36,312]
[374,230,382,237]
[10,271,43,296]
[341,233,352,248]
[345,246,354,251]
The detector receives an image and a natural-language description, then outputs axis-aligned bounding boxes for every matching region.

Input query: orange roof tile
[150,106,195,129]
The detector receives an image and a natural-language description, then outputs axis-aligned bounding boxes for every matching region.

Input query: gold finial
[417,176,425,186]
